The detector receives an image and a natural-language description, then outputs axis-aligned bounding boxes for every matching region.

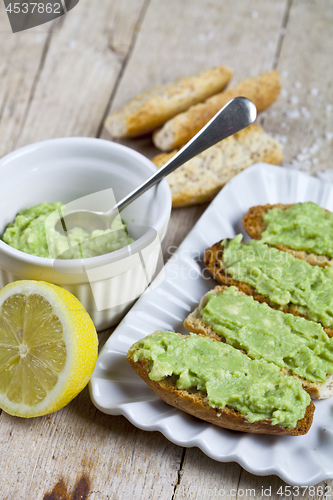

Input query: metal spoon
[56,96,257,233]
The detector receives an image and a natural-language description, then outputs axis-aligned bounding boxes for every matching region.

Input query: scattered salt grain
[297,153,310,162]
[285,109,301,119]
[251,10,259,19]
[274,134,288,145]
[310,87,319,96]
[290,95,299,105]
[325,132,333,141]
[317,170,333,183]
[197,32,214,42]
[281,70,289,78]
[301,107,311,118]
[281,88,288,98]
[326,104,332,114]
[309,139,323,155]
[286,159,312,172]
[294,81,302,89]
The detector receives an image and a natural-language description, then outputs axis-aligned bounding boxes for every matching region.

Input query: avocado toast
[204,234,333,337]
[127,331,315,435]
[243,202,333,267]
[184,285,333,399]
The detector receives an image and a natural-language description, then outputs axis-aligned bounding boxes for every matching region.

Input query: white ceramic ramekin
[0,138,171,330]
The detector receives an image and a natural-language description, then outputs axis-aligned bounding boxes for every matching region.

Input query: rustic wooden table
[1,0,333,498]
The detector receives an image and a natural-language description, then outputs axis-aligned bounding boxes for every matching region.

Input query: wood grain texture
[0,20,53,158]
[260,0,333,176]
[101,0,287,156]
[1,0,333,497]
[0,386,183,500]
[16,0,147,147]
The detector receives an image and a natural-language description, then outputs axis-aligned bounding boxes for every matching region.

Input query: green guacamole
[129,331,310,428]
[2,202,132,259]
[222,234,333,328]
[261,202,333,258]
[201,287,333,383]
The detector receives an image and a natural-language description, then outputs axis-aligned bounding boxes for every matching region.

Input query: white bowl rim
[0,137,172,272]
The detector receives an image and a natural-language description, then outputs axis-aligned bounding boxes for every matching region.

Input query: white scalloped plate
[90,163,333,486]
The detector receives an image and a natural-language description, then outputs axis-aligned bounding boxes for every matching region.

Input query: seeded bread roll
[204,240,333,338]
[104,66,233,138]
[127,333,315,436]
[184,285,333,399]
[151,124,283,207]
[243,204,333,267]
[153,70,281,151]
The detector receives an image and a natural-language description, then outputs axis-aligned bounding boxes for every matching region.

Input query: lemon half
[0,281,98,417]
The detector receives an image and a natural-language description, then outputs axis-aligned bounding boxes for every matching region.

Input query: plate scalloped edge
[90,163,333,486]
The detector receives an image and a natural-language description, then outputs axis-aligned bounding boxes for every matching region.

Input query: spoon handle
[114,97,257,214]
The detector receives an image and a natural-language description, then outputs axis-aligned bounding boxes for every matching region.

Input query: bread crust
[127,345,315,435]
[153,70,281,151]
[243,204,333,267]
[204,240,333,338]
[151,125,283,208]
[104,66,232,138]
[184,285,333,399]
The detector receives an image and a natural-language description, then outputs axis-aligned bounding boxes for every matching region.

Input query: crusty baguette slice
[127,338,315,436]
[243,204,333,267]
[153,70,280,151]
[204,240,333,338]
[104,66,232,138]
[184,285,333,399]
[151,124,283,208]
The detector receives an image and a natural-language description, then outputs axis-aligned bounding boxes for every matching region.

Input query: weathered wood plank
[1,0,333,497]
[0,386,183,500]
[16,0,147,147]
[100,0,287,159]
[0,17,53,158]
[170,0,333,497]
[0,2,185,499]
[261,0,333,176]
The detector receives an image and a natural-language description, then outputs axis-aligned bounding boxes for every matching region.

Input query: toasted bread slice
[104,66,232,138]
[153,70,280,151]
[151,124,283,208]
[243,204,333,267]
[184,285,333,399]
[204,240,333,338]
[127,334,315,436]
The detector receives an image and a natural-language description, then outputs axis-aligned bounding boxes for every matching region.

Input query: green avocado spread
[2,202,132,259]
[261,202,333,258]
[129,331,310,428]
[222,234,333,328]
[200,287,333,383]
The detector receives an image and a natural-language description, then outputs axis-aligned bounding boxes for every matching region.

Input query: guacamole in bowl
[2,202,133,259]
